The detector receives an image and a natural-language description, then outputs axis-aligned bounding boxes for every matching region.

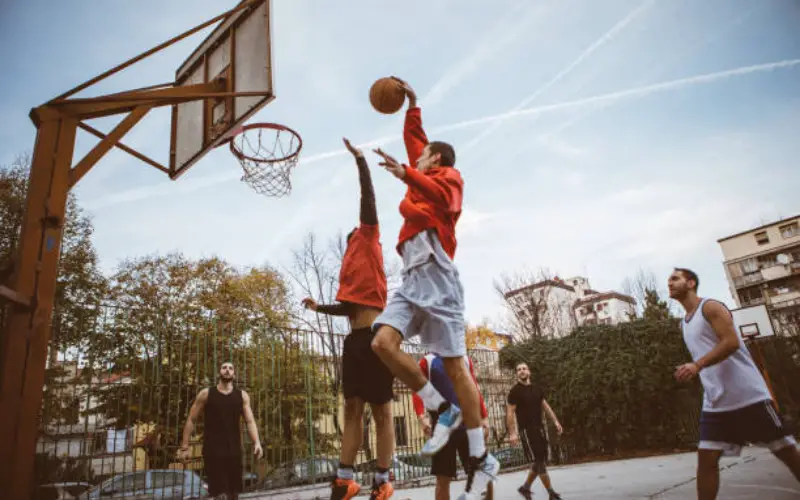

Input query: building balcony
[770,291,800,310]
[733,263,800,289]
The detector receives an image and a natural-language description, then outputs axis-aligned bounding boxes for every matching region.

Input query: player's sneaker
[547,488,563,499]
[456,452,500,500]
[517,485,533,499]
[421,403,462,456]
[330,478,361,500]
[369,480,394,499]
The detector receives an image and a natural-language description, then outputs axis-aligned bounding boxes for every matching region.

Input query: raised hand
[391,76,417,107]
[301,298,318,311]
[373,148,405,179]
[343,137,363,158]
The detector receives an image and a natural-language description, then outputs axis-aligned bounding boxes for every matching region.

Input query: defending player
[302,138,395,500]
[371,78,499,500]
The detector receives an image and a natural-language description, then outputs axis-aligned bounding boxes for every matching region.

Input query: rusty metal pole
[0,111,77,499]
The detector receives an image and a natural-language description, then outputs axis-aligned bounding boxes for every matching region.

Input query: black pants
[204,454,242,497]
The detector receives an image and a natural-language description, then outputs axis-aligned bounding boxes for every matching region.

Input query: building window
[394,416,408,447]
[779,222,799,239]
[596,304,604,311]
[754,231,769,245]
[739,287,763,304]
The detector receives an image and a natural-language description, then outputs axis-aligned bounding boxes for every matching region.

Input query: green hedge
[499,319,703,461]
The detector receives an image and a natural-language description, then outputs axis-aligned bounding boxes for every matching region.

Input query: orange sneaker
[330,478,361,500]
[369,481,394,499]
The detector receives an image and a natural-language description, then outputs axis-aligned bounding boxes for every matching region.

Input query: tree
[494,268,577,340]
[1,154,107,433]
[642,289,672,321]
[499,318,701,461]
[0,154,107,353]
[621,268,677,319]
[84,254,337,468]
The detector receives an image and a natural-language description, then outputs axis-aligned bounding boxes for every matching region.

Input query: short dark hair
[675,268,699,291]
[428,141,456,167]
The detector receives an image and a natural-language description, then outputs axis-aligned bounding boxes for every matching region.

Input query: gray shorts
[373,231,466,358]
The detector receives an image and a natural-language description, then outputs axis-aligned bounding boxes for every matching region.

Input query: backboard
[731,304,776,341]
[169,0,274,179]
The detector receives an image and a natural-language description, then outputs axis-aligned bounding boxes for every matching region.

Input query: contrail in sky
[461,0,657,153]
[86,58,800,209]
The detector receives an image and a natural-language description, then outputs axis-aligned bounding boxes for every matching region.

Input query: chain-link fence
[29,306,800,498]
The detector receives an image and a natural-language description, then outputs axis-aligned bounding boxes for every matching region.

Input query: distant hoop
[228,123,303,197]
[739,323,761,340]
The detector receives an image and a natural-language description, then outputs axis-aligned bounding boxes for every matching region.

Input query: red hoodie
[396,107,463,260]
[335,223,387,310]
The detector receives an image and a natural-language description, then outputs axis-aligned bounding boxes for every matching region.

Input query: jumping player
[178,362,263,500]
[669,268,800,499]
[371,77,499,500]
[413,353,493,500]
[302,138,395,500]
[506,362,563,500]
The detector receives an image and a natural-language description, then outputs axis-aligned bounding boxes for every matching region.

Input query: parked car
[257,457,338,490]
[355,455,430,485]
[77,470,207,499]
[34,482,91,500]
[492,446,526,469]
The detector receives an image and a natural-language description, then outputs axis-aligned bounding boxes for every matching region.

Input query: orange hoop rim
[227,122,303,164]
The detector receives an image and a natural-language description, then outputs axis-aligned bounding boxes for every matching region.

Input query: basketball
[369,77,405,114]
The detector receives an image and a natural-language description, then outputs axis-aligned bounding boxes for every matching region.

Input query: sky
[1,0,799,328]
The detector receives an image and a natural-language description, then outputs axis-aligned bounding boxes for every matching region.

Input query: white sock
[416,382,446,411]
[467,427,486,458]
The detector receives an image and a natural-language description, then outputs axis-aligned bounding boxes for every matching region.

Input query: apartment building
[718,215,800,336]
[504,276,636,338]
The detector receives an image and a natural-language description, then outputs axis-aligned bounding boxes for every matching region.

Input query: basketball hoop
[228,123,303,197]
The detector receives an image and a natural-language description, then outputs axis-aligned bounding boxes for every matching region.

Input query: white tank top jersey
[681,298,773,412]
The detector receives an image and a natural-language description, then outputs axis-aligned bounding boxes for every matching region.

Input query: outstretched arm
[344,138,378,226]
[302,298,353,317]
[392,78,427,167]
[356,155,378,226]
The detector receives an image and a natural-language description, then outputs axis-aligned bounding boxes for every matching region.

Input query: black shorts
[699,399,797,456]
[343,327,394,404]
[520,426,548,464]
[204,454,242,496]
[431,428,470,479]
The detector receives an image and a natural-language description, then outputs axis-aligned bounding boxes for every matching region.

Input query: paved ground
[395,447,800,500]
[248,446,799,499]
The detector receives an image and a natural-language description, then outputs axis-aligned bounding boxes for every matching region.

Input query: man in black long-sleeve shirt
[302,138,395,500]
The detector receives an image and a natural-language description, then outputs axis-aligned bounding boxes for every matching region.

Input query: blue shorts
[699,399,796,456]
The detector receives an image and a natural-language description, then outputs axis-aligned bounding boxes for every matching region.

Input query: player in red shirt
[371,78,499,500]
[302,138,395,500]
[413,354,492,500]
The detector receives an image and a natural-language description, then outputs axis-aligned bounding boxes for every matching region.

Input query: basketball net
[229,124,303,197]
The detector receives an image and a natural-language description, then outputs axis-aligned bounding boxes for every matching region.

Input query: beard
[220,375,234,383]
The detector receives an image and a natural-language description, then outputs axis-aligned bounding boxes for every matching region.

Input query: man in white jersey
[668,267,800,499]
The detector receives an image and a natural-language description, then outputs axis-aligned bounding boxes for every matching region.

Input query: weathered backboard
[732,304,776,341]
[169,0,274,179]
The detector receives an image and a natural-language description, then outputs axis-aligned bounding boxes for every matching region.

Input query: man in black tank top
[178,362,263,499]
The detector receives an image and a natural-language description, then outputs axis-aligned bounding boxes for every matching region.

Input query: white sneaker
[472,452,500,494]
[421,404,462,456]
